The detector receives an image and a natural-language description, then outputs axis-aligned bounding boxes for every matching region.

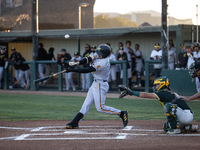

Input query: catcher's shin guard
[65,112,83,129]
[120,111,128,127]
[164,103,178,130]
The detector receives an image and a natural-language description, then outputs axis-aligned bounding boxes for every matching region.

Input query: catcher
[118,76,198,134]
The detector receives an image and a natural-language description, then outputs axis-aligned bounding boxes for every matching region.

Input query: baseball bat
[33,69,67,84]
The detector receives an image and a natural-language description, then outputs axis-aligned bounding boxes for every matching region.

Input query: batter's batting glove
[69,61,80,66]
[118,85,133,99]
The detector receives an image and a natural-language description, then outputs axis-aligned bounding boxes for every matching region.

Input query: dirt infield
[0,120,200,150]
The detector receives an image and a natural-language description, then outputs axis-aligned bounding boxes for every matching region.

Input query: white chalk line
[1,125,200,141]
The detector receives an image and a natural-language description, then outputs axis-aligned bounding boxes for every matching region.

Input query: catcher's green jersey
[153,89,191,110]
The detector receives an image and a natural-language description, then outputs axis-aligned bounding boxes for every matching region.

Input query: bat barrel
[33,76,50,84]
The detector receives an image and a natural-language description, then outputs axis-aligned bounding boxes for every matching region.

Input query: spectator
[117,47,130,83]
[0,47,8,89]
[115,42,123,84]
[46,47,56,83]
[150,43,162,78]
[108,44,116,90]
[91,45,96,54]
[169,39,176,52]
[134,44,143,87]
[15,53,30,89]
[178,43,188,69]
[57,49,75,91]
[82,44,91,91]
[192,43,200,92]
[168,43,176,70]
[192,43,200,61]
[37,43,47,85]
[8,47,20,85]
[124,41,134,88]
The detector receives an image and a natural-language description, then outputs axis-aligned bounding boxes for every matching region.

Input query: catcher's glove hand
[118,84,133,99]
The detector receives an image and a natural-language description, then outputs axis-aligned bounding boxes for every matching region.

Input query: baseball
[64,34,70,39]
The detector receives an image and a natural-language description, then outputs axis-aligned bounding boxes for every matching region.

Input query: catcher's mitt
[118,85,133,99]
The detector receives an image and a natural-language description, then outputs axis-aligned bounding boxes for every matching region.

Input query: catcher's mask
[153,77,170,92]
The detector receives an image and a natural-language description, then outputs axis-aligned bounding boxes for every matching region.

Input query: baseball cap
[11,47,16,51]
[74,52,79,55]
[193,42,199,48]
[154,43,160,47]
[180,43,185,47]
[61,49,66,52]
[119,47,124,50]
[92,45,96,49]
[1,47,5,50]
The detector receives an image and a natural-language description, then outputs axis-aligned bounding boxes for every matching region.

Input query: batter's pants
[80,80,121,116]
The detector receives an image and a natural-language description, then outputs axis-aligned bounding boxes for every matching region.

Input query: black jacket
[37,48,47,60]
[117,52,130,69]
[9,53,19,69]
[15,53,30,71]
[0,52,8,67]
[57,53,72,68]
[83,50,91,68]
[178,51,188,68]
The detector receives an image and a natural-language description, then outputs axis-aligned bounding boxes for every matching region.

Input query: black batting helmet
[95,44,111,58]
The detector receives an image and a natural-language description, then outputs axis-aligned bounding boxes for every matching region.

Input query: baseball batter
[65,44,128,129]
[0,47,8,88]
[119,77,198,134]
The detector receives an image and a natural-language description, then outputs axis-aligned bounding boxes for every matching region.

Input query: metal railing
[144,59,161,92]
[4,60,127,91]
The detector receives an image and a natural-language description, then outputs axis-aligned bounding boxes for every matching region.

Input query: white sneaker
[134,85,138,87]
[81,89,85,91]
[72,87,76,91]
[166,128,181,134]
[138,83,142,87]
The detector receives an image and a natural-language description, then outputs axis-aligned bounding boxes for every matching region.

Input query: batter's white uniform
[80,53,121,116]
[108,53,116,82]
[193,51,200,92]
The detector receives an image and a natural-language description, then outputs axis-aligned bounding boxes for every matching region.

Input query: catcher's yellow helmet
[153,77,170,92]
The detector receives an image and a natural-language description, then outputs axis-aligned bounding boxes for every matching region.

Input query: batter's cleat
[166,128,181,134]
[185,124,198,132]
[65,122,79,129]
[120,111,128,127]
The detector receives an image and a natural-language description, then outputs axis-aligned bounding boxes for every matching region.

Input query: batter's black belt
[94,79,107,82]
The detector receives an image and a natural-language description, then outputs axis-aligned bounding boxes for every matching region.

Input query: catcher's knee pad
[164,103,178,129]
[164,103,177,117]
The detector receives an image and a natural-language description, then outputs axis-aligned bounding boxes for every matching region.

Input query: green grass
[0,93,200,122]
